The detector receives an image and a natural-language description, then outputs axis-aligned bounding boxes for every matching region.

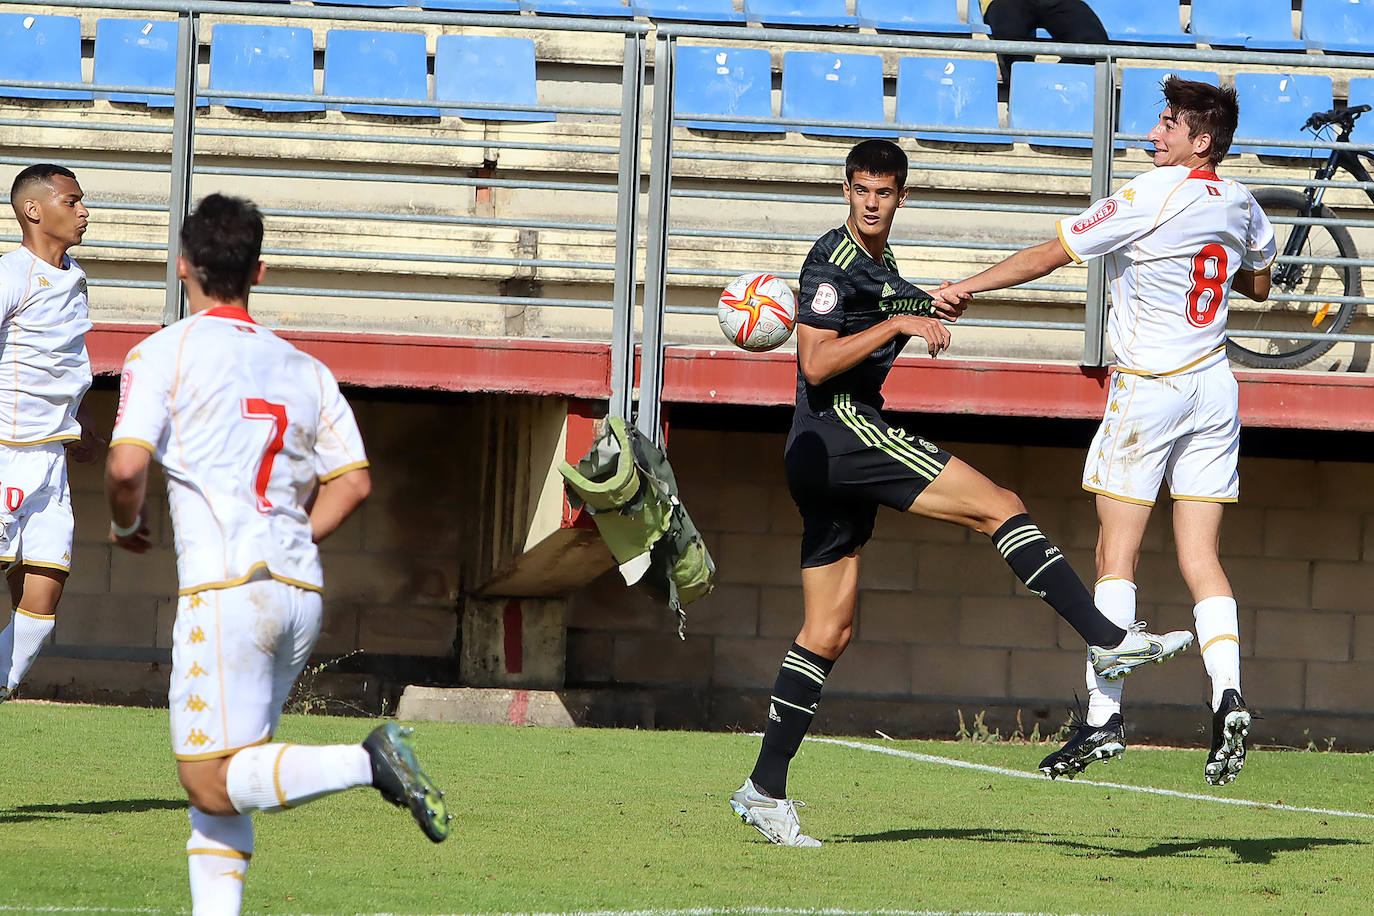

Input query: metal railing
[3,1,1374,438]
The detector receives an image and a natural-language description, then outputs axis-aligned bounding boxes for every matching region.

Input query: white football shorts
[169,575,322,761]
[0,441,74,572]
[1082,359,1240,506]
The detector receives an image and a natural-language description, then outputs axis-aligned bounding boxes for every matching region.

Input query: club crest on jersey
[1206,185,1221,197]
[812,282,838,315]
[1072,199,1117,234]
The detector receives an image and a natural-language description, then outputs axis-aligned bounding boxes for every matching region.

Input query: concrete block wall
[25,388,464,707]
[567,426,1374,749]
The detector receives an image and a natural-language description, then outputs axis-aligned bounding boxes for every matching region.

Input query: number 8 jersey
[110,305,368,594]
[1057,165,1277,376]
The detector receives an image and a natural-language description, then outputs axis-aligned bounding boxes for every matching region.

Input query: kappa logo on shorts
[1071,199,1117,234]
[811,283,838,315]
[188,626,206,644]
[185,729,212,748]
[183,695,209,712]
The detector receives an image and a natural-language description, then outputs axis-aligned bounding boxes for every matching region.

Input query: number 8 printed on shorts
[1187,243,1228,328]
[241,398,287,513]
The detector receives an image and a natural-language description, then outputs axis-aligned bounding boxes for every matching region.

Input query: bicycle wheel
[1226,187,1360,369]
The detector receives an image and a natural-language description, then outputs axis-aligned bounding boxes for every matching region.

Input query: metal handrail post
[638,31,676,446]
[1081,57,1115,368]
[163,10,198,326]
[610,33,646,422]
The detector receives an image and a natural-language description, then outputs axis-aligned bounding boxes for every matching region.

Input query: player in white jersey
[943,78,1276,785]
[0,164,105,704]
[105,194,449,916]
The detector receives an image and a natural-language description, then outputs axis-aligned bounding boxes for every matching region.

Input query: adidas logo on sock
[768,703,782,723]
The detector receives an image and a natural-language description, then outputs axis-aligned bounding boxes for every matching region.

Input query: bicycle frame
[1274,125,1374,288]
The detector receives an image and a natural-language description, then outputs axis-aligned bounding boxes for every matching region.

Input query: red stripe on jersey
[204,305,256,323]
[1187,169,1219,181]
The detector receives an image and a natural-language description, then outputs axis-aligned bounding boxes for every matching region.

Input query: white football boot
[728,778,821,847]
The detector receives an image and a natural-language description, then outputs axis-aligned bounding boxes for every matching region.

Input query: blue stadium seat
[1117,68,1218,148]
[1008,62,1094,147]
[1188,0,1302,49]
[631,0,745,22]
[1346,76,1374,113]
[1086,0,1191,44]
[0,14,89,101]
[856,0,972,33]
[896,57,1009,143]
[94,18,180,107]
[324,30,437,117]
[744,0,856,27]
[675,46,778,132]
[520,0,631,15]
[209,24,322,112]
[1301,0,1374,52]
[435,36,554,121]
[781,51,890,137]
[1233,73,1333,157]
[965,0,993,34]
[420,0,520,10]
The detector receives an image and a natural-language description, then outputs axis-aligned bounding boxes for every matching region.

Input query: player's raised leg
[1041,496,1152,777]
[908,457,1190,666]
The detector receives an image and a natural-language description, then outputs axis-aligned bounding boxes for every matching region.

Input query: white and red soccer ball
[716,272,797,352]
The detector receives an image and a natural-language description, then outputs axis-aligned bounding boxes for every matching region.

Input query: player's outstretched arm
[1232,267,1271,302]
[798,315,950,384]
[944,239,1073,300]
[105,442,152,553]
[310,467,371,543]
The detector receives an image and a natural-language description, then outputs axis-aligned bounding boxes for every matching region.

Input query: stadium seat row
[0,15,548,118]
[682,50,1365,157]
[0,0,1370,49]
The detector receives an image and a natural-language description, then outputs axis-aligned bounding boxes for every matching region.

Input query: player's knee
[179,761,237,816]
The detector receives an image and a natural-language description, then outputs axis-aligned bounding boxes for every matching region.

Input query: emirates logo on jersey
[1071,199,1117,234]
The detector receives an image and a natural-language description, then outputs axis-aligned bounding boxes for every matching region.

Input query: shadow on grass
[0,797,185,822]
[837,827,1367,864]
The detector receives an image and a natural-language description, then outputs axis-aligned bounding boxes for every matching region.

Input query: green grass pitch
[2,703,1372,915]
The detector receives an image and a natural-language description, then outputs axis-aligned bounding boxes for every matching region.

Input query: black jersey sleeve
[797,258,851,332]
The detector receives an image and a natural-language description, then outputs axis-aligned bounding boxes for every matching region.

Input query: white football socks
[1194,594,1241,711]
[187,806,252,916]
[225,743,372,814]
[7,608,54,691]
[1085,577,1137,727]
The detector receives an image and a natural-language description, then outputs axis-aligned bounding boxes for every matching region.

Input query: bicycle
[1231,105,1368,369]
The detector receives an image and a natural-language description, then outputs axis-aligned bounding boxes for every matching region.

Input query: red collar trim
[203,305,256,323]
[1188,169,1219,180]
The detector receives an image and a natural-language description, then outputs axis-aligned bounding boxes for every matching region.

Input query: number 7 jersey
[1057,165,1277,376]
[110,305,368,594]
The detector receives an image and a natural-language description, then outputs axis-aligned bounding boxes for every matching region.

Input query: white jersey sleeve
[1057,175,1160,263]
[111,337,174,454]
[310,359,367,481]
[1241,192,1278,271]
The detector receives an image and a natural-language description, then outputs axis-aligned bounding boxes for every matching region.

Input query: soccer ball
[716,272,797,352]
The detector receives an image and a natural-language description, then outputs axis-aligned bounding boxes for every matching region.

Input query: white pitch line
[812,736,1374,820]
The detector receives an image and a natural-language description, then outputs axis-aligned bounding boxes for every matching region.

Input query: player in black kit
[728,140,1194,847]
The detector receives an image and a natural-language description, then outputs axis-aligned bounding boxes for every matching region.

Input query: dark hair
[1161,76,1239,164]
[179,194,264,302]
[845,139,908,188]
[11,164,77,201]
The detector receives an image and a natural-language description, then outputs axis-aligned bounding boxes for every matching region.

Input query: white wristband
[111,514,142,538]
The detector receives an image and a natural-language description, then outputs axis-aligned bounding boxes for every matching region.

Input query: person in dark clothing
[981,0,1110,80]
